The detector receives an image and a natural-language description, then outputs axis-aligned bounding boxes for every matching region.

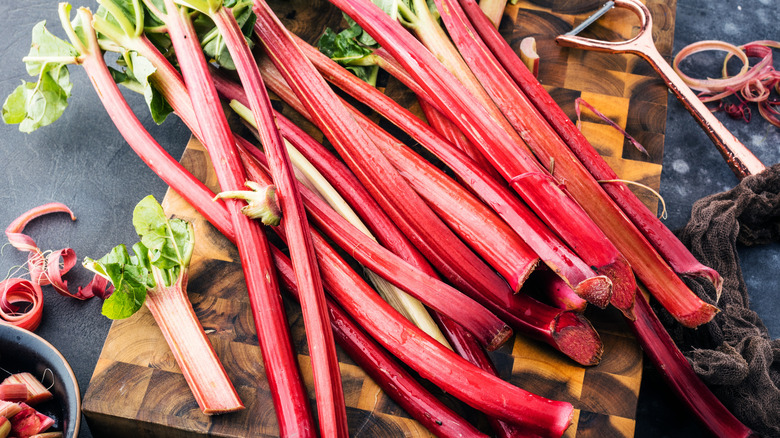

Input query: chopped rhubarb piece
[0,384,28,403]
[10,403,54,438]
[0,401,22,419]
[2,374,52,406]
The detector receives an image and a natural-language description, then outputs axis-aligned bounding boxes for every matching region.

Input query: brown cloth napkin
[659,163,780,437]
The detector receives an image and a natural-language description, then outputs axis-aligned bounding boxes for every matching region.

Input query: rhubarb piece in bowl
[0,323,80,437]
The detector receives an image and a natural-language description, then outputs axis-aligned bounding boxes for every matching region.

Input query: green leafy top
[2,20,79,133]
[83,195,195,319]
[318,13,383,86]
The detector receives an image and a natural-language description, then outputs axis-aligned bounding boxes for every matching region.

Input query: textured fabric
[665,163,780,437]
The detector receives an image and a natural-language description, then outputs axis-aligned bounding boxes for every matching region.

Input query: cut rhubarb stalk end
[553,311,604,366]
[2,374,52,406]
[519,37,539,78]
[574,275,612,309]
[214,181,282,226]
[0,400,22,418]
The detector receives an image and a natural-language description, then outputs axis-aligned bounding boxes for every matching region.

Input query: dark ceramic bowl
[0,323,80,437]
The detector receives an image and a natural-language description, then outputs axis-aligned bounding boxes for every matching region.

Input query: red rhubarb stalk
[207,5,347,434]
[231,96,599,364]
[395,0,503,177]
[296,218,574,437]
[70,7,313,432]
[291,38,612,305]
[251,0,516,319]
[532,270,589,313]
[457,0,722,292]
[630,293,753,437]
[442,0,718,326]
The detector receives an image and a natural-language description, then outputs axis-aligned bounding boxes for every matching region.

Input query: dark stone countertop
[0,1,777,437]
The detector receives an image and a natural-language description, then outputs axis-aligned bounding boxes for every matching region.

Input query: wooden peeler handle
[556,0,766,179]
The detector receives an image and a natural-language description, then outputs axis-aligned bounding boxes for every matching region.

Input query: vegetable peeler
[556,0,767,179]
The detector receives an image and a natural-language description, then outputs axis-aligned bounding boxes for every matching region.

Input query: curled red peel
[3,203,111,315]
[673,40,780,127]
[0,278,44,331]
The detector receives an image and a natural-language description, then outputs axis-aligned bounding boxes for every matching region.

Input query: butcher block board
[82,0,675,436]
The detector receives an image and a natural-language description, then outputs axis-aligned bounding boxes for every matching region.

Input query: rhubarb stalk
[232,135,513,351]
[203,4,348,433]
[225,80,599,364]
[269,245,488,438]
[55,6,313,431]
[84,195,243,415]
[458,0,723,291]
[232,102,452,349]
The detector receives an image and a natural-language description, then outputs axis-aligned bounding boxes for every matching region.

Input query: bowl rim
[0,323,81,438]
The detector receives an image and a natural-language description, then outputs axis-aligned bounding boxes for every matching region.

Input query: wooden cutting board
[82,0,675,436]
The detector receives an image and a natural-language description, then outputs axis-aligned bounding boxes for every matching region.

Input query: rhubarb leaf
[2,21,78,133]
[85,244,151,319]
[132,195,194,285]
[318,25,379,86]
[113,51,173,124]
[24,21,79,76]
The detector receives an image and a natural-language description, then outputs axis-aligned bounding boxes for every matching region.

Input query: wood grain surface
[82,0,675,436]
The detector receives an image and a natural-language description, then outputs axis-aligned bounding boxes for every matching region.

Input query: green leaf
[123,51,173,124]
[132,195,194,280]
[84,244,151,319]
[2,65,73,133]
[2,20,78,132]
[318,24,380,86]
[83,196,195,319]
[25,21,79,76]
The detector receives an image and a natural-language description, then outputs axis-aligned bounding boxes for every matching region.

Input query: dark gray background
[0,1,777,437]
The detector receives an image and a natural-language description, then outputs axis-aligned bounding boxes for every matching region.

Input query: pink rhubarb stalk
[144,266,244,414]
[246,63,538,293]
[235,137,513,350]
[226,80,600,364]
[270,245,489,438]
